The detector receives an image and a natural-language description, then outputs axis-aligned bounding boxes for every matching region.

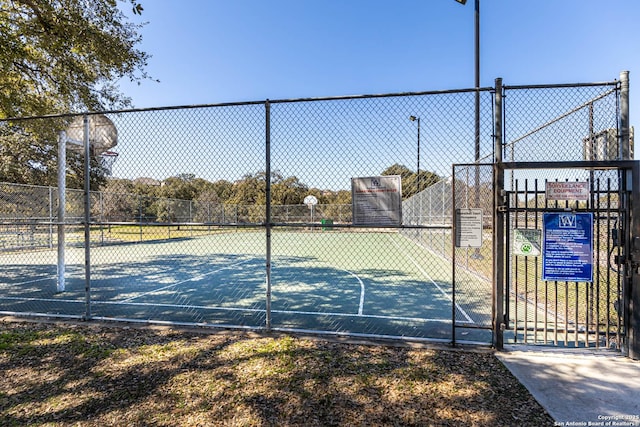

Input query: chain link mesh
[0,80,623,344]
[503,83,621,163]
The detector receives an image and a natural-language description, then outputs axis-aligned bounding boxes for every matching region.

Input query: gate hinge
[497,205,507,213]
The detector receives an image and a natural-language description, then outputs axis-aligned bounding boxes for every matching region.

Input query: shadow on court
[1,251,493,342]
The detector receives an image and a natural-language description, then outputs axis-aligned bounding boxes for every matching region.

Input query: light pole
[456,0,483,260]
[454,0,480,169]
[409,115,421,194]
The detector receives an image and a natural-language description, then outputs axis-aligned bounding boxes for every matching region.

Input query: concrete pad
[497,346,640,426]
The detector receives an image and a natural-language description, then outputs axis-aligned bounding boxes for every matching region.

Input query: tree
[381,164,413,181]
[226,172,267,206]
[381,163,440,199]
[193,188,221,223]
[160,174,199,200]
[1,0,150,118]
[271,175,308,205]
[211,179,234,202]
[95,178,138,222]
[0,0,151,187]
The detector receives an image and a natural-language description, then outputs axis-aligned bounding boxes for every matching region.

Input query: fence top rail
[498,160,639,171]
[503,80,619,91]
[1,86,498,122]
[453,160,638,170]
[0,181,55,191]
[0,78,621,123]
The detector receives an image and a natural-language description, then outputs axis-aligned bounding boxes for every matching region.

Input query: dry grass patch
[0,320,553,426]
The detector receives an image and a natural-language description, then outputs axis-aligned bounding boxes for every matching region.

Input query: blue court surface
[0,231,491,341]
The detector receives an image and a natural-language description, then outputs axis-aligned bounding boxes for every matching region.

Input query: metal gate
[453,160,638,353]
[501,162,638,350]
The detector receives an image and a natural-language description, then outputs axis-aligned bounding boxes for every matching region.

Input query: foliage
[0,0,151,187]
[271,172,309,205]
[94,178,137,221]
[0,0,151,118]
[381,163,440,199]
[88,162,444,223]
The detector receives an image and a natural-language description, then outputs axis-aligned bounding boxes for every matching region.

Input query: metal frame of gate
[495,160,638,354]
[451,75,639,358]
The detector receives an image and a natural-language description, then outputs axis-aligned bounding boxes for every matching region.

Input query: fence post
[57,132,66,292]
[619,71,630,160]
[493,78,505,350]
[48,186,54,249]
[99,191,104,245]
[265,100,272,331]
[83,114,92,319]
[628,160,640,359]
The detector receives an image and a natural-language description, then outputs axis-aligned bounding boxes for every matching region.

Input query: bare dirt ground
[0,319,554,426]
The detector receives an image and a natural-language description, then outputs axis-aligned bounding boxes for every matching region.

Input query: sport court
[0,230,488,341]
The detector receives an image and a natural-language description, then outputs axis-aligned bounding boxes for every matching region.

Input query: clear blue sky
[116,0,639,173]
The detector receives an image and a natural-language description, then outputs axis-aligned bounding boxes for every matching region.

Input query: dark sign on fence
[542,212,593,282]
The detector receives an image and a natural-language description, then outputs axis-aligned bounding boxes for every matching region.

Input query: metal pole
[472,0,483,260]
[629,160,640,360]
[475,0,481,166]
[83,115,92,319]
[493,77,505,350]
[620,71,630,160]
[452,166,457,346]
[621,71,638,359]
[48,186,53,249]
[417,117,421,194]
[265,100,272,331]
[100,191,104,245]
[409,115,421,197]
[56,132,66,292]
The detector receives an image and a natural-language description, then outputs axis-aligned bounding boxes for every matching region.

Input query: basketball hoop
[99,151,119,176]
[303,195,318,225]
[64,114,118,157]
[303,195,318,209]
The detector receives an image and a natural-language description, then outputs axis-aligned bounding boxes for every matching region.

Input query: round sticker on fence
[519,242,533,254]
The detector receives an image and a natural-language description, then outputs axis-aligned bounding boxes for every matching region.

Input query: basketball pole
[56,131,66,292]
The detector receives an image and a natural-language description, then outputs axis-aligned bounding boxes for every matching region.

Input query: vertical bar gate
[500,161,636,350]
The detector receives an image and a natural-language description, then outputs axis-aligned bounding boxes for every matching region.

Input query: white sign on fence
[546,181,590,201]
[455,208,483,248]
[513,228,541,257]
[351,175,402,226]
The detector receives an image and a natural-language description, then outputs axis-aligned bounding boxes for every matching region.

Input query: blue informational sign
[542,212,593,282]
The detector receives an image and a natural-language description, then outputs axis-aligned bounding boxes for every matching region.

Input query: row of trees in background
[97,164,440,223]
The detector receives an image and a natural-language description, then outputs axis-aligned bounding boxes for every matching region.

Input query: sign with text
[351,175,402,226]
[546,181,590,201]
[513,228,541,257]
[455,208,483,248]
[542,212,593,282]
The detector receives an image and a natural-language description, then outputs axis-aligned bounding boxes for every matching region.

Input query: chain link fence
[0,77,625,344]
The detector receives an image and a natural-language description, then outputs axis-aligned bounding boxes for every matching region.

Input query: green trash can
[321,219,333,231]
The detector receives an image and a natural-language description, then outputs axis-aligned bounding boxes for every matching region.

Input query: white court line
[337,268,365,315]
[0,295,468,324]
[388,234,475,324]
[0,296,84,304]
[118,258,252,303]
[3,276,55,286]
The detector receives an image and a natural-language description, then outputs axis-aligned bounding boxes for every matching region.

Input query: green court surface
[0,230,491,341]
